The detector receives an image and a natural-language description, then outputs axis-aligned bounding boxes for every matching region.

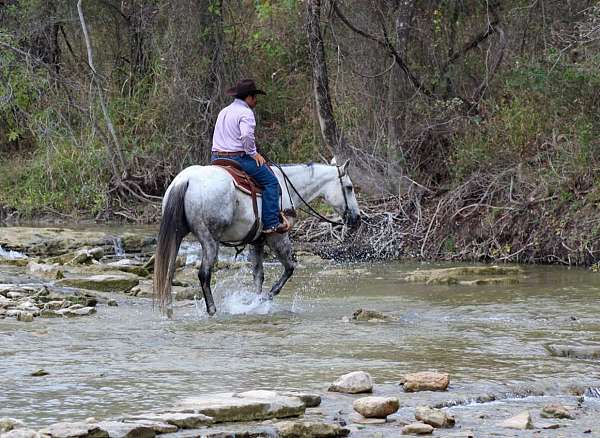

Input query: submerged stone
[541,404,573,419]
[401,422,434,435]
[94,421,155,438]
[544,344,600,360]
[0,429,44,438]
[0,418,24,433]
[405,266,523,285]
[351,309,390,321]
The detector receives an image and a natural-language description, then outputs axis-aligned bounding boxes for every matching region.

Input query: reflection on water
[1,258,600,429]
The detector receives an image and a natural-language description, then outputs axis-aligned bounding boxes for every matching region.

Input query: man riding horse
[211,79,289,235]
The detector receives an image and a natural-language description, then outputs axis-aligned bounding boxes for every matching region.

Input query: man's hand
[253,153,266,167]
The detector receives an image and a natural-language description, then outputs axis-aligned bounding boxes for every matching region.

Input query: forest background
[1,0,600,266]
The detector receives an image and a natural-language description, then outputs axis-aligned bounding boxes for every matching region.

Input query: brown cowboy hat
[225,79,266,97]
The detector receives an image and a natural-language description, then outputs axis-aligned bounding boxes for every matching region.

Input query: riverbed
[1,227,599,436]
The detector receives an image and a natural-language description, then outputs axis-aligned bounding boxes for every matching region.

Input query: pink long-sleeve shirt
[211,98,257,156]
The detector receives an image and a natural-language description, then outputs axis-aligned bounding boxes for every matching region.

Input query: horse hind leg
[197,230,219,316]
[265,234,296,300]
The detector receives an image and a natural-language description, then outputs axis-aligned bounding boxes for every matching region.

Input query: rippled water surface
[1,235,600,434]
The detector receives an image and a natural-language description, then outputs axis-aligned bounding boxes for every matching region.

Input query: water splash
[221,290,274,315]
[0,245,26,259]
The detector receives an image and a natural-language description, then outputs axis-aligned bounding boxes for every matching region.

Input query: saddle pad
[211,159,263,195]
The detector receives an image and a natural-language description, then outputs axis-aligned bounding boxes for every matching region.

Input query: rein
[270,162,348,226]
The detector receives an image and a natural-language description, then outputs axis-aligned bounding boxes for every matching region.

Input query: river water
[1,234,599,436]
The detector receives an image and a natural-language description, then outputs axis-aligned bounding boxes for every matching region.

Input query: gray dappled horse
[153,158,361,317]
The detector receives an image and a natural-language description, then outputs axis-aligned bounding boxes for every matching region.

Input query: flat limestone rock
[126,413,212,429]
[94,421,155,438]
[328,371,373,394]
[38,421,109,438]
[56,274,139,293]
[173,391,305,422]
[352,397,399,418]
[498,411,533,430]
[118,421,177,434]
[401,422,434,435]
[275,420,349,437]
[401,372,449,392]
[405,266,522,285]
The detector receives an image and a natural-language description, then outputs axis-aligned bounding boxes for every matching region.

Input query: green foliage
[0,137,109,216]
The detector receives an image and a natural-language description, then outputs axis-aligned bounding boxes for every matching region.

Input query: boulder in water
[329,371,373,394]
[414,406,455,428]
[401,372,449,392]
[352,397,399,418]
[498,411,533,430]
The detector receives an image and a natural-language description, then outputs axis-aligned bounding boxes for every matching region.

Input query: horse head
[323,157,361,227]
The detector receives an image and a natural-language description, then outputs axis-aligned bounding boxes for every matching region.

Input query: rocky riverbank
[1,371,598,437]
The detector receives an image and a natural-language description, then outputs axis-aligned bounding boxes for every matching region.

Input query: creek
[0,226,599,436]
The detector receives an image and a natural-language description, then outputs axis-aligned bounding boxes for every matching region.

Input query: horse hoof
[207,305,217,316]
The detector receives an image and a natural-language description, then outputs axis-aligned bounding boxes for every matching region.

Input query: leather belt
[213,151,245,157]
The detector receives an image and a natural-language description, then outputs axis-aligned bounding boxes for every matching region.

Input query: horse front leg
[265,234,296,300]
[198,235,219,316]
[249,240,265,295]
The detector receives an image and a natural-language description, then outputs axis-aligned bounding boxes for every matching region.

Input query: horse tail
[153,180,190,317]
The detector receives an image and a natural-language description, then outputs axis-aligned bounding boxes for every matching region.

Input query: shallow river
[1,234,600,436]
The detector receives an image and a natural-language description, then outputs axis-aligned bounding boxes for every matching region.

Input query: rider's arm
[240,112,265,166]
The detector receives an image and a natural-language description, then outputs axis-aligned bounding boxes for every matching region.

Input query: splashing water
[0,245,26,259]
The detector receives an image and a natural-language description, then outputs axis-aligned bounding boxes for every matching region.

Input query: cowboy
[211,79,288,234]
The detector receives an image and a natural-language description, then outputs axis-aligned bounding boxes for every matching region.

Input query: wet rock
[352,397,399,418]
[172,391,305,422]
[498,411,533,430]
[275,420,349,437]
[127,413,212,429]
[0,429,44,438]
[328,371,373,394]
[456,277,519,286]
[39,421,109,438]
[39,309,62,318]
[414,406,455,428]
[351,309,389,321]
[56,274,139,293]
[117,421,177,434]
[541,403,573,419]
[107,299,118,307]
[401,422,434,435]
[0,418,24,433]
[27,261,64,279]
[128,281,195,301]
[56,306,96,318]
[439,431,474,437]
[401,372,449,392]
[94,421,155,438]
[544,344,600,360]
[30,369,49,377]
[0,258,29,267]
[280,392,321,408]
[104,262,149,278]
[405,266,522,285]
[16,312,34,322]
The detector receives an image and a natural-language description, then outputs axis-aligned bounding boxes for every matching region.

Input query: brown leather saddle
[211,159,263,246]
[211,159,264,196]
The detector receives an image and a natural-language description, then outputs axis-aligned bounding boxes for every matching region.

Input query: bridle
[271,163,350,226]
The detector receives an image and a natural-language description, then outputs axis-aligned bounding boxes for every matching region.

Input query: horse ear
[330,156,338,166]
[342,159,350,173]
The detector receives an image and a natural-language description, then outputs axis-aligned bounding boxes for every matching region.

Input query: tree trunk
[306,0,345,156]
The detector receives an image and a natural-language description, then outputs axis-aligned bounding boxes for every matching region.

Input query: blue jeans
[211,153,281,229]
